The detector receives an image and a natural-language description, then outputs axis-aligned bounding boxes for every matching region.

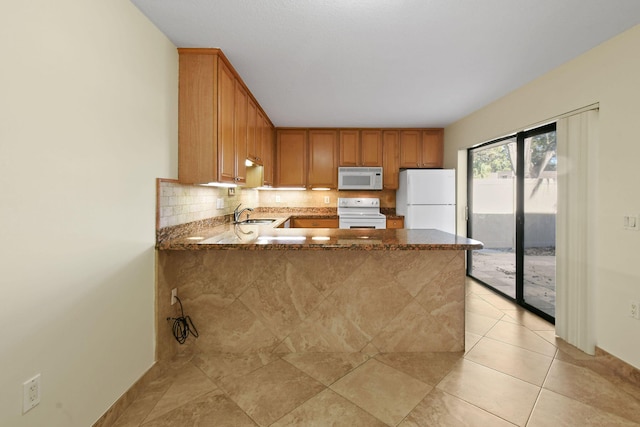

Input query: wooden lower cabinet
[386,217,404,229]
[290,218,339,228]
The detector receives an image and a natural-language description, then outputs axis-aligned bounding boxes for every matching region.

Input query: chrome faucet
[233,204,254,223]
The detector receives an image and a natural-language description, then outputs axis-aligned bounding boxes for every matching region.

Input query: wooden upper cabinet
[383,130,400,189]
[217,60,236,183]
[339,130,382,167]
[399,130,421,168]
[262,123,275,186]
[246,98,258,163]
[308,130,338,188]
[276,130,307,187]
[178,51,218,184]
[360,130,383,166]
[399,129,444,168]
[339,130,359,166]
[177,48,273,186]
[421,129,444,168]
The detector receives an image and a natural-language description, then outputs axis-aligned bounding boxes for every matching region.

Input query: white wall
[445,25,640,369]
[0,1,177,425]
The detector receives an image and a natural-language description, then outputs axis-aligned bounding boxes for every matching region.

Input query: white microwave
[338,167,383,190]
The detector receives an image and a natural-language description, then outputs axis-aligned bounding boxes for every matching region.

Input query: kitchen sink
[237,218,277,224]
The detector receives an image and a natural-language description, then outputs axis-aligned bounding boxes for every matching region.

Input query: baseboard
[92,362,162,427]
[595,346,640,388]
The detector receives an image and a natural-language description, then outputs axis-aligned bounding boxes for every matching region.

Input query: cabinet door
[276,130,307,187]
[234,81,248,184]
[360,130,383,166]
[178,52,217,184]
[383,130,400,189]
[386,217,404,229]
[246,98,258,162]
[256,110,266,164]
[399,130,421,168]
[339,130,359,166]
[291,218,339,228]
[308,130,338,188]
[262,124,275,186]
[421,129,444,168]
[218,61,236,183]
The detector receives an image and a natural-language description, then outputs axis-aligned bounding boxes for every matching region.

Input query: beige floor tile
[331,359,432,426]
[533,329,558,345]
[375,352,462,386]
[527,389,640,427]
[466,293,506,319]
[111,373,177,427]
[466,279,493,295]
[501,308,555,331]
[543,359,640,424]
[140,390,258,427]
[191,353,280,383]
[437,359,539,426]
[399,389,516,427]
[281,352,370,386]
[465,332,483,352]
[270,389,389,427]
[220,359,326,426]
[465,311,500,336]
[475,291,518,310]
[485,320,557,357]
[465,337,553,386]
[142,363,218,423]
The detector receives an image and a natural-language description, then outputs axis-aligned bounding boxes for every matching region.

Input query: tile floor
[110,278,640,426]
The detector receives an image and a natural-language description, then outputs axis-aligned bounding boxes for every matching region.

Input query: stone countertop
[157,213,483,251]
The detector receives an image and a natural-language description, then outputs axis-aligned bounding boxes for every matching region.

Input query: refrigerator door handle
[465,206,469,221]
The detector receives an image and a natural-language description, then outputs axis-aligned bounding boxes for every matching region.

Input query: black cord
[166,296,199,344]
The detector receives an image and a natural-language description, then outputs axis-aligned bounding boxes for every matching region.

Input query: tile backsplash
[158,179,396,229]
[158,180,258,229]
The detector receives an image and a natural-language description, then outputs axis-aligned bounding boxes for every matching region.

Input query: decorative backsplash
[157,179,396,229]
[157,180,258,229]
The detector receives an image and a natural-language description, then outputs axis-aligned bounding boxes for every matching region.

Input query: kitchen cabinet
[276,130,307,187]
[290,217,339,228]
[421,129,444,168]
[261,118,275,186]
[308,130,338,188]
[383,130,400,190]
[178,48,273,185]
[399,129,444,169]
[246,98,258,163]
[231,80,248,184]
[386,217,404,229]
[339,130,382,167]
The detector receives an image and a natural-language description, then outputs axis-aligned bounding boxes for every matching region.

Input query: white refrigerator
[396,169,456,233]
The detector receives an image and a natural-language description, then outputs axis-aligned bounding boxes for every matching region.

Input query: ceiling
[130,0,640,128]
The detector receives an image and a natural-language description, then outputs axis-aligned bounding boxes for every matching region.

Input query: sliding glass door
[467,137,518,298]
[468,124,557,322]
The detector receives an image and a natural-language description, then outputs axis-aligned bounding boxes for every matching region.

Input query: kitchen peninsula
[156,217,482,361]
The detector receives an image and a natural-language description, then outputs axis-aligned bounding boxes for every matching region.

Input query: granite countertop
[157,213,483,251]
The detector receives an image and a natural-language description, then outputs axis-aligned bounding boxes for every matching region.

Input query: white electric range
[337,197,387,229]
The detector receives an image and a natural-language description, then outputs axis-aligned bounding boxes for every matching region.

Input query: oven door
[339,216,386,229]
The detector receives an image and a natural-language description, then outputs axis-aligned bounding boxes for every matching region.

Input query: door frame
[467,123,556,324]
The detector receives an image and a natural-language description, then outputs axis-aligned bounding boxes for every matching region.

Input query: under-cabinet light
[256,187,307,191]
[200,182,238,188]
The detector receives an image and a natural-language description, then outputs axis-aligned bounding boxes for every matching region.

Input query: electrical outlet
[275,195,281,203]
[171,288,178,305]
[23,374,41,414]
[324,196,330,204]
[630,300,640,319]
